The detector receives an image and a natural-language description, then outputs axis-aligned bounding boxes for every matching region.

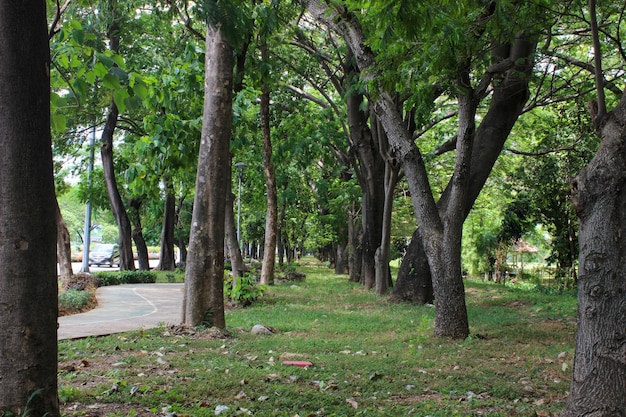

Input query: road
[69,259,160,274]
[58,283,184,340]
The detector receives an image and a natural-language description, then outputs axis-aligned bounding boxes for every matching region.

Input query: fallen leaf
[346,398,358,409]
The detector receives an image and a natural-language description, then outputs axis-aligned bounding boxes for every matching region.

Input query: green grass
[58,260,576,416]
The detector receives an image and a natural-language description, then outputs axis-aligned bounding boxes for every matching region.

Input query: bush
[224,273,267,306]
[93,270,157,287]
[59,289,94,315]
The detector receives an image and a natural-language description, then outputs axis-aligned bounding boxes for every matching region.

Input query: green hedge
[93,270,157,287]
[59,289,92,313]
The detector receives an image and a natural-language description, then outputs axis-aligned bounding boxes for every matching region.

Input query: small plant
[58,289,94,315]
[225,273,267,306]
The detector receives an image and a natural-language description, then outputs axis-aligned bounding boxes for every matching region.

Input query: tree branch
[589,0,607,126]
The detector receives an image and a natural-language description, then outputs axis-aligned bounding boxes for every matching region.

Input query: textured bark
[183,24,233,328]
[260,82,278,285]
[56,199,74,288]
[0,0,59,413]
[562,94,626,417]
[225,171,245,282]
[394,35,537,303]
[100,18,135,271]
[128,199,149,271]
[157,178,176,271]
[389,228,434,304]
[346,92,385,290]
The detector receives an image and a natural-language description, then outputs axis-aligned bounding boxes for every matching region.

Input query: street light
[234,162,246,253]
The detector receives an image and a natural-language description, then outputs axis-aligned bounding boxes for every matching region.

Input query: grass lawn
[58,259,576,416]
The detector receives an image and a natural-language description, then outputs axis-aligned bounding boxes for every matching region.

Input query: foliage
[224,273,267,306]
[59,289,94,315]
[93,271,157,286]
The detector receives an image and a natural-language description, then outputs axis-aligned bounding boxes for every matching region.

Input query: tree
[309,0,537,338]
[183,20,235,327]
[0,0,59,414]
[562,1,626,414]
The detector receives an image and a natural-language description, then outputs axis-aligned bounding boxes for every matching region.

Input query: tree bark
[157,178,176,271]
[394,35,536,303]
[128,198,149,271]
[182,24,233,328]
[346,92,385,290]
[562,91,626,417]
[0,0,59,413]
[260,42,278,286]
[100,18,135,271]
[389,228,434,304]
[56,198,74,288]
[225,168,245,282]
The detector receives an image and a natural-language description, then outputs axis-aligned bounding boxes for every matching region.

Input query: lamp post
[234,162,246,254]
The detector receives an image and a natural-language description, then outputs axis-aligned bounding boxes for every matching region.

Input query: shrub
[224,273,267,306]
[59,289,94,315]
[93,270,157,287]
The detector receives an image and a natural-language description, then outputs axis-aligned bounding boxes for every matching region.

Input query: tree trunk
[562,94,626,417]
[393,35,537,302]
[182,24,233,328]
[260,43,278,286]
[157,178,176,271]
[389,228,434,304]
[347,206,362,283]
[100,18,135,271]
[277,200,286,268]
[225,169,245,282]
[128,199,150,271]
[0,1,59,413]
[375,129,399,295]
[346,92,385,290]
[56,198,74,288]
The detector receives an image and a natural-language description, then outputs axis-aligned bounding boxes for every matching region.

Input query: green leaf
[114,89,130,113]
[72,28,85,45]
[52,113,67,132]
[73,77,89,98]
[93,62,108,78]
[131,83,149,100]
[103,73,121,90]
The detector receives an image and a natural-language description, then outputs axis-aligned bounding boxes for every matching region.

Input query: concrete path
[58,284,184,340]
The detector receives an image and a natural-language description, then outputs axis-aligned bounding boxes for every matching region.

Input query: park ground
[58,258,576,416]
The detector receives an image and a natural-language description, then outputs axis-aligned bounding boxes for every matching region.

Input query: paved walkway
[58,284,184,340]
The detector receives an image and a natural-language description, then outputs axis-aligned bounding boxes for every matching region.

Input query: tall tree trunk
[260,43,278,286]
[563,93,626,417]
[225,167,245,282]
[157,178,176,271]
[375,160,398,295]
[562,3,626,412]
[129,198,149,271]
[347,204,362,283]
[101,18,134,271]
[183,24,233,328]
[0,0,59,413]
[389,228,434,303]
[373,113,399,295]
[393,35,536,303]
[346,92,385,290]
[56,198,74,288]
[277,199,286,268]
[101,100,135,270]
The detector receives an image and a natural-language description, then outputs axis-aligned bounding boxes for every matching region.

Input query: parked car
[88,244,120,267]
